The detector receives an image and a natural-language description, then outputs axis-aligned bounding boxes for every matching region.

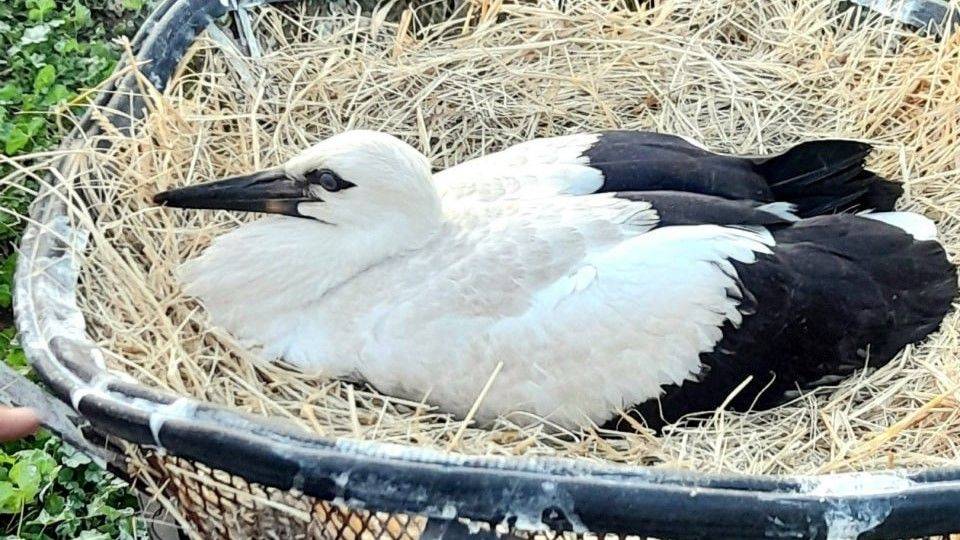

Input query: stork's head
[154,130,440,231]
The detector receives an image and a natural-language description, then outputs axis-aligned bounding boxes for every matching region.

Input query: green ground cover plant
[0,0,152,537]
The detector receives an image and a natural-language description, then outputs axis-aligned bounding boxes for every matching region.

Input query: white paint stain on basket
[70,371,120,409]
[148,397,199,446]
[800,472,914,539]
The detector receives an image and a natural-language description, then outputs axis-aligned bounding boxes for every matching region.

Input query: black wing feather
[615,191,794,227]
[606,214,956,432]
[584,131,902,217]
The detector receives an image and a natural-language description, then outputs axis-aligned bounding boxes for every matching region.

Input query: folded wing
[436,131,902,217]
[440,193,955,429]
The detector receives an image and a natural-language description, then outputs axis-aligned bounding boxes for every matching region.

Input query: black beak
[153,168,313,218]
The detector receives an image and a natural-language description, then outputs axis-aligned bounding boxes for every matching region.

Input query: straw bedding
[14,0,960,476]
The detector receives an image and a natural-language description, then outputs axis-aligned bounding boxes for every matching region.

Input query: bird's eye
[319,172,340,191]
[304,169,355,193]
[306,169,340,191]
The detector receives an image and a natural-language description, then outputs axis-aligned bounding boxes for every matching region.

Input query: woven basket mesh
[144,452,428,538]
[132,450,612,538]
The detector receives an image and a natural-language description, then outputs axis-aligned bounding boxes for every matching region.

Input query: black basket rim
[13,0,960,537]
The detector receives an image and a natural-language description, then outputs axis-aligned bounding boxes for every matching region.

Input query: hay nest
[11,0,960,477]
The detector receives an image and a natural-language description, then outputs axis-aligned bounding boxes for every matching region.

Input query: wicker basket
[12,0,960,538]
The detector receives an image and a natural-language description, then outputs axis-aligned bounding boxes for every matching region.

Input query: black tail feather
[863,174,905,212]
[755,140,903,217]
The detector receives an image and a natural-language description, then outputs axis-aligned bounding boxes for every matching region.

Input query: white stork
[154,130,957,431]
